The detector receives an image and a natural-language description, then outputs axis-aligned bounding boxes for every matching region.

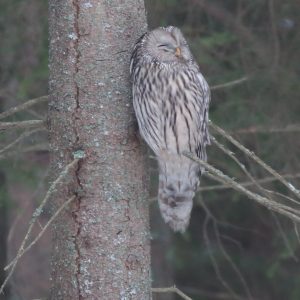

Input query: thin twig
[271,212,298,262]
[196,195,263,236]
[205,137,300,207]
[0,95,48,120]
[0,143,49,160]
[213,218,253,300]
[201,201,241,300]
[211,77,248,90]
[184,152,300,223]
[229,124,300,134]
[152,286,193,300]
[181,286,252,300]
[0,128,46,155]
[268,0,280,68]
[7,168,50,244]
[211,136,267,193]
[209,121,300,199]
[218,129,300,268]
[204,169,300,217]
[211,136,285,213]
[5,195,76,271]
[294,223,300,244]
[201,200,253,299]
[0,120,45,131]
[25,108,45,120]
[264,189,300,206]
[200,173,300,192]
[0,158,79,294]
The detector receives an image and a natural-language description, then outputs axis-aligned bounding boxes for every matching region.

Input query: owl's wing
[193,71,210,159]
[132,69,164,155]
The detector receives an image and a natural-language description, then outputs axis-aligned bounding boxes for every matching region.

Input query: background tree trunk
[0,172,8,300]
[48,1,150,299]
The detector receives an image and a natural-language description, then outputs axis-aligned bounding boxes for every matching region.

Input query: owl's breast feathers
[131,60,210,161]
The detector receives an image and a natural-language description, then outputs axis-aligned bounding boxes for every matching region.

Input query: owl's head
[143,26,193,64]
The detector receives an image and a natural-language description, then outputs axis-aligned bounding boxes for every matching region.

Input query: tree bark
[48,1,150,299]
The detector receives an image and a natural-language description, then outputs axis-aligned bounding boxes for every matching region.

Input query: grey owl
[130,26,210,232]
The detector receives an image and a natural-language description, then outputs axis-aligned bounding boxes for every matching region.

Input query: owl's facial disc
[156,33,181,59]
[146,27,191,63]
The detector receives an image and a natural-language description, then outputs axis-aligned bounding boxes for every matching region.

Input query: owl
[130,26,210,232]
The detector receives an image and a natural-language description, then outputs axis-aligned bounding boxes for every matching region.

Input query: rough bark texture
[48,1,150,299]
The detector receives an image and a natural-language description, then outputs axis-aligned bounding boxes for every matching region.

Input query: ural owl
[130,26,210,232]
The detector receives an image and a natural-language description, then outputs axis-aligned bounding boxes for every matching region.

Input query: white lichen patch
[129,288,137,295]
[109,254,116,261]
[83,2,93,8]
[68,33,78,40]
[113,234,126,246]
[103,23,112,30]
[120,287,138,300]
[83,279,93,295]
[73,150,85,159]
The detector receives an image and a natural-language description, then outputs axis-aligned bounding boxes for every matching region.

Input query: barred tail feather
[158,153,200,233]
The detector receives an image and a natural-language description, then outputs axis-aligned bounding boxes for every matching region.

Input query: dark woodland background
[0,0,300,299]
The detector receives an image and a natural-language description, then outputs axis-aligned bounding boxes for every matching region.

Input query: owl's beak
[175,47,182,57]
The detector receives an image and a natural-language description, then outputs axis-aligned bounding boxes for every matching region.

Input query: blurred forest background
[0,0,299,299]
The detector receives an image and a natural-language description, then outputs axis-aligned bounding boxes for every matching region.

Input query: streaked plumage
[130,26,210,232]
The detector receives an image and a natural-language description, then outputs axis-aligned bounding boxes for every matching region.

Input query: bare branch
[0,128,46,155]
[152,286,193,300]
[200,173,300,192]
[0,158,80,294]
[213,216,253,299]
[210,136,284,217]
[294,223,300,244]
[184,152,300,223]
[271,212,299,262]
[211,134,300,211]
[229,124,300,134]
[211,77,249,90]
[0,95,48,120]
[201,203,241,299]
[5,195,76,271]
[209,121,300,199]
[7,168,50,244]
[180,286,253,300]
[264,189,300,206]
[0,143,49,160]
[0,120,45,131]
[210,136,263,192]
[268,0,280,68]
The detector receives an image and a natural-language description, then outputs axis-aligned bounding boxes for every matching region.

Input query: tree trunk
[0,172,8,300]
[48,1,150,299]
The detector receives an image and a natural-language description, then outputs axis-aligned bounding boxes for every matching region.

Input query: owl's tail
[157,153,201,233]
